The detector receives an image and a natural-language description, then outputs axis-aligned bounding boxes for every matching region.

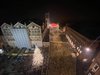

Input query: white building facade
[1,22,42,49]
[10,22,31,49]
[1,23,15,47]
[27,22,42,48]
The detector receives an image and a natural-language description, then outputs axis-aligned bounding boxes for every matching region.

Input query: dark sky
[0,0,100,39]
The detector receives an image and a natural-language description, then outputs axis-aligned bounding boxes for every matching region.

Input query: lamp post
[84,35,100,53]
[89,35,100,47]
[82,35,100,73]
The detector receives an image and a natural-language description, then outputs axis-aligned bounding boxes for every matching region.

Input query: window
[3,29,12,36]
[7,36,15,41]
[30,38,33,41]
[32,26,34,28]
[37,30,40,33]
[91,63,99,73]
[88,69,95,75]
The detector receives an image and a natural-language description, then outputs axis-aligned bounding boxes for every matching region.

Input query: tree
[32,46,44,69]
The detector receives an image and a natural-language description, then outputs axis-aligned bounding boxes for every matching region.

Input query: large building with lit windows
[27,22,42,47]
[1,23,15,47]
[1,22,42,49]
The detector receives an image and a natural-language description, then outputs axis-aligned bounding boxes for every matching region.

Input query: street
[47,30,76,75]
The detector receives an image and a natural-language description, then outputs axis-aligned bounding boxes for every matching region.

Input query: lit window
[92,63,99,72]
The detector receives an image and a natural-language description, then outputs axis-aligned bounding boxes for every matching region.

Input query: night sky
[0,0,100,39]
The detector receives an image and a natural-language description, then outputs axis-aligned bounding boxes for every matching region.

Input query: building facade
[27,22,42,48]
[1,22,42,49]
[86,49,100,75]
[1,23,15,47]
[10,22,31,49]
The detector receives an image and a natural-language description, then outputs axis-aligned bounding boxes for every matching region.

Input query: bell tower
[45,13,50,28]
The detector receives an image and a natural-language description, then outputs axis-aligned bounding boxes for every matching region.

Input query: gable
[27,22,40,28]
[1,23,12,29]
[14,22,26,28]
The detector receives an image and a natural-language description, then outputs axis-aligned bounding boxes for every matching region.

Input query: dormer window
[32,26,34,28]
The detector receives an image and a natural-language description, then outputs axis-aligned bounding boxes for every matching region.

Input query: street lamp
[0,49,3,54]
[83,58,88,62]
[87,35,100,52]
[82,36,100,63]
[85,47,91,52]
[84,35,100,53]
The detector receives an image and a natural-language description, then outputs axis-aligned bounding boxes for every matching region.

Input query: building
[11,22,31,49]
[1,23,15,47]
[1,22,42,49]
[86,46,100,75]
[27,22,42,48]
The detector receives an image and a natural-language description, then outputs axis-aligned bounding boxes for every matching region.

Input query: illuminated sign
[49,23,59,28]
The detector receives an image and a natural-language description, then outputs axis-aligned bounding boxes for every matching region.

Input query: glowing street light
[85,47,91,52]
[84,36,100,53]
[83,58,88,62]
